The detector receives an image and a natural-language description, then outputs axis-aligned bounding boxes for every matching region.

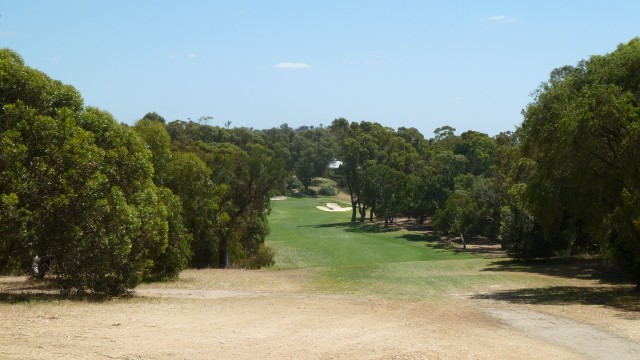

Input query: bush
[243,244,276,269]
[500,205,552,260]
[304,188,318,196]
[288,177,303,191]
[318,185,337,196]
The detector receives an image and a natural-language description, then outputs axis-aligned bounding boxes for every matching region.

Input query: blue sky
[1,1,639,136]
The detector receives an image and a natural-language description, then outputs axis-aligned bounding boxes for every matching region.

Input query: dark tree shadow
[398,233,440,242]
[301,221,401,233]
[475,257,640,312]
[472,286,640,312]
[482,257,630,284]
[0,277,117,303]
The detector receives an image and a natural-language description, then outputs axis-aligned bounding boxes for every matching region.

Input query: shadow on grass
[400,234,505,258]
[302,221,401,233]
[471,286,640,312]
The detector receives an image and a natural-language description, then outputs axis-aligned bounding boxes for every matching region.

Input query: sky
[1,1,639,137]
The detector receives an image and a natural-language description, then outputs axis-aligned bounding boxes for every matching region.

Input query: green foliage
[319,185,337,196]
[500,205,550,260]
[433,175,501,239]
[364,163,407,227]
[0,193,28,273]
[407,151,467,223]
[287,176,303,191]
[242,244,276,269]
[165,151,223,268]
[0,49,186,295]
[147,187,192,280]
[454,130,496,176]
[520,38,640,281]
[291,127,336,191]
[133,118,173,186]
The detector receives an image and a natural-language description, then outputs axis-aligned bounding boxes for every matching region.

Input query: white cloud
[187,53,197,58]
[0,30,18,38]
[275,62,311,69]
[480,15,516,23]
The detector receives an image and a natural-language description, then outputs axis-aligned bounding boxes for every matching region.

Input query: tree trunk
[350,196,357,222]
[418,213,425,224]
[359,204,367,222]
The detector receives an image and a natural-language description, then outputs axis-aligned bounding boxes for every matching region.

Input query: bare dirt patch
[1,269,638,359]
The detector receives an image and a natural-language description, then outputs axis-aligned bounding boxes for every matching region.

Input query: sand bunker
[270,196,287,201]
[316,203,352,212]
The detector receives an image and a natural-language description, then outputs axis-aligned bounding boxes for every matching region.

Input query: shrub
[288,177,303,191]
[500,205,551,260]
[319,185,337,196]
[243,244,276,269]
[304,188,318,196]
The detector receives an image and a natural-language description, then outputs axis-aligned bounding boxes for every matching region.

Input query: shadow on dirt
[0,277,119,303]
[483,257,630,284]
[476,257,640,312]
[472,285,640,312]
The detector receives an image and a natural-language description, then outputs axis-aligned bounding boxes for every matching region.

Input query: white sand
[316,203,351,212]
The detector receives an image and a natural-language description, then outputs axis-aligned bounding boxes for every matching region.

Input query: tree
[433,174,501,240]
[142,111,166,124]
[520,38,640,286]
[499,183,550,259]
[409,150,467,222]
[0,49,183,295]
[454,131,496,176]
[204,143,286,268]
[364,164,406,227]
[291,127,335,192]
[133,118,173,186]
[165,151,222,268]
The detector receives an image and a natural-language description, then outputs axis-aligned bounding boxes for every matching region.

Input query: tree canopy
[2,38,640,294]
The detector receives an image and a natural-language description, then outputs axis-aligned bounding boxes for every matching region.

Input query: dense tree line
[323,39,640,288]
[0,49,287,295]
[519,38,640,286]
[2,38,639,294]
[0,49,190,295]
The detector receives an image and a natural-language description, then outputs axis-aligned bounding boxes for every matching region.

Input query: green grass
[266,197,566,299]
[267,198,640,302]
[268,197,471,269]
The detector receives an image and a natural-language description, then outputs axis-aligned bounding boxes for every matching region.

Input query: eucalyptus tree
[520,38,640,284]
[0,49,187,294]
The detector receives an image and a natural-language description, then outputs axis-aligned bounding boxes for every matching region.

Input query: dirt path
[485,305,640,360]
[1,270,638,359]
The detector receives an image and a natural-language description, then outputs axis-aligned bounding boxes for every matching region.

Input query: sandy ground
[1,269,639,360]
[316,203,352,212]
